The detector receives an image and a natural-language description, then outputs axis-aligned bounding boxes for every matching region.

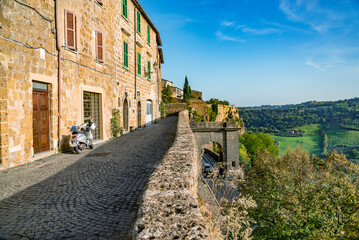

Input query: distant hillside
[238,97,359,133]
[237,97,359,161]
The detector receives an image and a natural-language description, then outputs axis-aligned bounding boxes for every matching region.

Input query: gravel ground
[0,116,177,240]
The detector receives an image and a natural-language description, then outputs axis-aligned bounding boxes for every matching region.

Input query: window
[122,0,127,18]
[123,41,128,68]
[137,52,141,75]
[147,61,151,80]
[137,11,141,33]
[96,31,104,62]
[65,10,76,50]
[147,25,150,44]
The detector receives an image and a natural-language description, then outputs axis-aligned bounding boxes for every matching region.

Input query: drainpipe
[134,7,137,100]
[55,0,62,148]
[156,50,160,118]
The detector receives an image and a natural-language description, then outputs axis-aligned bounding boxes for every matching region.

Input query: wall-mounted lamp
[144,61,158,76]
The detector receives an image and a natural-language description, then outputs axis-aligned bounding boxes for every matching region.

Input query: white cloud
[221,20,236,27]
[279,0,348,33]
[241,27,281,35]
[215,31,245,43]
[305,59,327,71]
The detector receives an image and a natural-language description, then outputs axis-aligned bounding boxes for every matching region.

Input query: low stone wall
[189,99,207,116]
[134,110,210,240]
[165,103,187,115]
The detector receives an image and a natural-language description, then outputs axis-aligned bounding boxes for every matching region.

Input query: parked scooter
[69,118,96,154]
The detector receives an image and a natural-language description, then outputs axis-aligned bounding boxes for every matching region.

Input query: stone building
[0,0,164,169]
[161,78,173,89]
[171,87,183,100]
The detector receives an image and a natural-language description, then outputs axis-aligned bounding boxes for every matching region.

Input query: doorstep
[32,150,57,162]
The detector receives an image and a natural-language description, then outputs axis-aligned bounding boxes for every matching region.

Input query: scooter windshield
[70,125,77,132]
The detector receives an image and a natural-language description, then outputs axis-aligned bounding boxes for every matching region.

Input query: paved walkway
[0,117,177,240]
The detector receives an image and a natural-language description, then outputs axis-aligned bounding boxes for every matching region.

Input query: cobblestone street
[0,117,177,240]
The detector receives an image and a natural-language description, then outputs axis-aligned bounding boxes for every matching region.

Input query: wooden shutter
[147,25,150,44]
[96,31,104,62]
[124,41,128,68]
[137,11,141,33]
[123,0,127,18]
[65,10,76,50]
[137,52,141,75]
[148,61,151,80]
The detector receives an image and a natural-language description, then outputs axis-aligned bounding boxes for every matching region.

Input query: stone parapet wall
[134,110,210,240]
[164,103,187,115]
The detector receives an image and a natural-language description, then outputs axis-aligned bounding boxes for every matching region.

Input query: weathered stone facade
[0,0,163,169]
[190,99,207,116]
[191,90,202,100]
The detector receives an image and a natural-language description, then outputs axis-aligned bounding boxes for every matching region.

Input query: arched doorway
[202,142,225,176]
[123,99,129,131]
[137,101,141,128]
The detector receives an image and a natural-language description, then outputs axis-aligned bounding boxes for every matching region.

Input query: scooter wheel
[74,145,81,154]
[89,144,94,149]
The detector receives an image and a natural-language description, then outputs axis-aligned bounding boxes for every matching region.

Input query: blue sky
[139,0,359,107]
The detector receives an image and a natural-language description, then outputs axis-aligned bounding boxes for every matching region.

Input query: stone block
[0,112,8,121]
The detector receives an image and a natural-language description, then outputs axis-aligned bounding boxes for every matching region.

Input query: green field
[327,126,359,150]
[273,124,359,157]
[273,124,322,156]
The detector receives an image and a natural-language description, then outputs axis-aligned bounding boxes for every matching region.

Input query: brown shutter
[65,10,76,50]
[96,31,103,62]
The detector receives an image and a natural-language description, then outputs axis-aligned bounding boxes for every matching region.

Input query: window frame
[64,10,77,51]
[137,11,141,33]
[137,52,141,76]
[147,25,150,44]
[123,41,128,68]
[122,0,127,18]
[95,31,104,63]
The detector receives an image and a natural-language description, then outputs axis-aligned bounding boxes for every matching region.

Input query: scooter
[69,118,96,154]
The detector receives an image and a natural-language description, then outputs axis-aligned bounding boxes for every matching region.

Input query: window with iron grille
[83,92,100,140]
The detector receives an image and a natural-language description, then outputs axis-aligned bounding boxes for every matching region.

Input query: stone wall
[189,99,207,116]
[164,103,187,115]
[191,90,202,100]
[134,110,210,239]
[0,0,58,168]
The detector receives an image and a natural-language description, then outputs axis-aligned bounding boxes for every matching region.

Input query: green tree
[183,76,191,100]
[240,149,359,239]
[238,132,279,163]
[161,85,175,103]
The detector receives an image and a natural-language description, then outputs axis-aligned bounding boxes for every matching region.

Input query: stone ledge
[134,110,210,240]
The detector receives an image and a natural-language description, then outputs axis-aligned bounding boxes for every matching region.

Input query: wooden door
[137,101,141,127]
[33,91,50,154]
[123,99,128,131]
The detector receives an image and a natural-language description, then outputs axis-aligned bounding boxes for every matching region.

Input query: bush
[110,109,123,137]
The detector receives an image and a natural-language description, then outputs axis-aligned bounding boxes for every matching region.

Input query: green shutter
[148,61,151,80]
[147,25,150,44]
[137,11,141,33]
[123,41,128,68]
[122,0,127,18]
[137,52,141,75]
